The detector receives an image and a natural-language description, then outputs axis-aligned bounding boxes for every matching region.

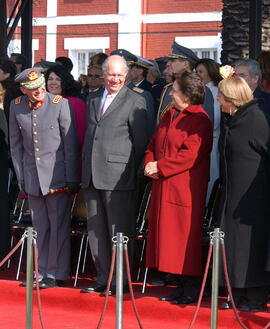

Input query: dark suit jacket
[253,86,270,116]
[82,85,148,190]
[137,79,153,92]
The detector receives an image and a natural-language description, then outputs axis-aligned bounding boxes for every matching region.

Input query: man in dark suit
[9,68,79,288]
[81,55,148,294]
[127,56,153,92]
[234,59,270,115]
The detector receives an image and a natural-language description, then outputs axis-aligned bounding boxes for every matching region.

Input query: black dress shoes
[239,300,267,313]
[174,295,197,305]
[220,296,244,310]
[108,285,129,296]
[39,278,65,289]
[21,278,41,287]
[159,285,184,302]
[81,283,107,293]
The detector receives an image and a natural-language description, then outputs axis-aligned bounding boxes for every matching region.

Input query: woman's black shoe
[159,285,184,302]
[220,296,244,310]
[239,300,267,313]
[174,295,197,305]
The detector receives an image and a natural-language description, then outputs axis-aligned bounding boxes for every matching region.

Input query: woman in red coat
[144,71,213,304]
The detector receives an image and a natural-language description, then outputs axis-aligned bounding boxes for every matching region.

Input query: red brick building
[8,0,223,79]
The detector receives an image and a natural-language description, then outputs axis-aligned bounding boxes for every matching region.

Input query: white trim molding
[64,37,110,50]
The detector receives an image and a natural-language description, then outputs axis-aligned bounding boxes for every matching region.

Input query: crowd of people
[0,43,270,312]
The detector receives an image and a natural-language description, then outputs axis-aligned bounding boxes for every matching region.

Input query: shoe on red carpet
[160,285,184,302]
[239,300,267,313]
[21,277,43,287]
[173,295,197,305]
[107,285,129,296]
[39,278,65,289]
[81,283,107,293]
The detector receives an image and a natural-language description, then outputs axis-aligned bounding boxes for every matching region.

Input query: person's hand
[18,180,27,197]
[144,161,159,179]
[67,182,80,194]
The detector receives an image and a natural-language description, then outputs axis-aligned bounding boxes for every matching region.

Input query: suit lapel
[101,86,127,119]
[90,88,104,121]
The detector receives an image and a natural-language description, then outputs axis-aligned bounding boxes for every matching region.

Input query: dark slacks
[28,192,71,280]
[0,150,10,260]
[83,184,136,286]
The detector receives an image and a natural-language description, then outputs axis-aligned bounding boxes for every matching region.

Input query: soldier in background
[9,68,79,288]
[147,60,166,115]
[157,42,214,124]
[111,49,157,138]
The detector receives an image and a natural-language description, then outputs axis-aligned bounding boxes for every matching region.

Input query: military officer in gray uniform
[157,42,214,124]
[9,68,79,288]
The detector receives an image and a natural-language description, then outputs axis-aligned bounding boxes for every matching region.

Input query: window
[193,49,218,62]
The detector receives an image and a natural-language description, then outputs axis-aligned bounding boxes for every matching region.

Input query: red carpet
[0,270,270,329]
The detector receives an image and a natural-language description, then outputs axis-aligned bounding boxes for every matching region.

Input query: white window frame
[175,34,222,63]
[64,37,110,79]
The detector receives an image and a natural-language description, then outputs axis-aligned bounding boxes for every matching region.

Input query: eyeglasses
[88,74,101,78]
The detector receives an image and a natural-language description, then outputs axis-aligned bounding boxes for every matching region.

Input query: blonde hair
[218,76,254,107]
[0,83,5,109]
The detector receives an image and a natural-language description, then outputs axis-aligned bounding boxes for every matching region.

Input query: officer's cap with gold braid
[167,41,200,66]
[15,67,45,90]
[110,49,138,67]
[135,56,154,70]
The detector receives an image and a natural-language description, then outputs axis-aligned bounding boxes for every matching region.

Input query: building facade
[7,0,223,79]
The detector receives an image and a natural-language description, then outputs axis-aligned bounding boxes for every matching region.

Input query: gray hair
[102,55,129,74]
[235,59,262,83]
[149,60,161,80]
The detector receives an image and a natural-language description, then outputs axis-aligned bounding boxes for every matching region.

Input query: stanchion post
[26,227,34,329]
[116,232,124,329]
[210,228,220,329]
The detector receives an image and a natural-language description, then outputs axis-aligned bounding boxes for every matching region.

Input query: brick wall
[58,0,118,16]
[143,0,223,14]
[33,0,47,18]
[56,24,118,57]
[142,21,222,59]
[33,26,47,63]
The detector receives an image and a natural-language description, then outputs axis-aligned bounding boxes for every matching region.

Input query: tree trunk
[221,0,270,64]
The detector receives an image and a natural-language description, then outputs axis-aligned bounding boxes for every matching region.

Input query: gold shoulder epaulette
[159,103,173,121]
[15,96,21,104]
[133,87,144,94]
[152,84,158,88]
[164,82,173,90]
[52,95,62,104]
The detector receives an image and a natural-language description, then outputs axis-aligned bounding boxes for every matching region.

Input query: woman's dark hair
[195,58,222,86]
[173,71,205,105]
[89,52,108,66]
[45,65,81,98]
[0,59,17,81]
[55,56,73,73]
[10,53,28,71]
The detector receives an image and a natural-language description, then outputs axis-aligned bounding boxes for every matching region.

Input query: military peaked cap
[15,67,45,89]
[167,41,200,66]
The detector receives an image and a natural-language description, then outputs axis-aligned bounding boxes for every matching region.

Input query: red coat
[144,105,213,276]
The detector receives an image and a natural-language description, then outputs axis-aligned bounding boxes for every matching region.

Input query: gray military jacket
[9,93,79,196]
[81,85,148,191]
